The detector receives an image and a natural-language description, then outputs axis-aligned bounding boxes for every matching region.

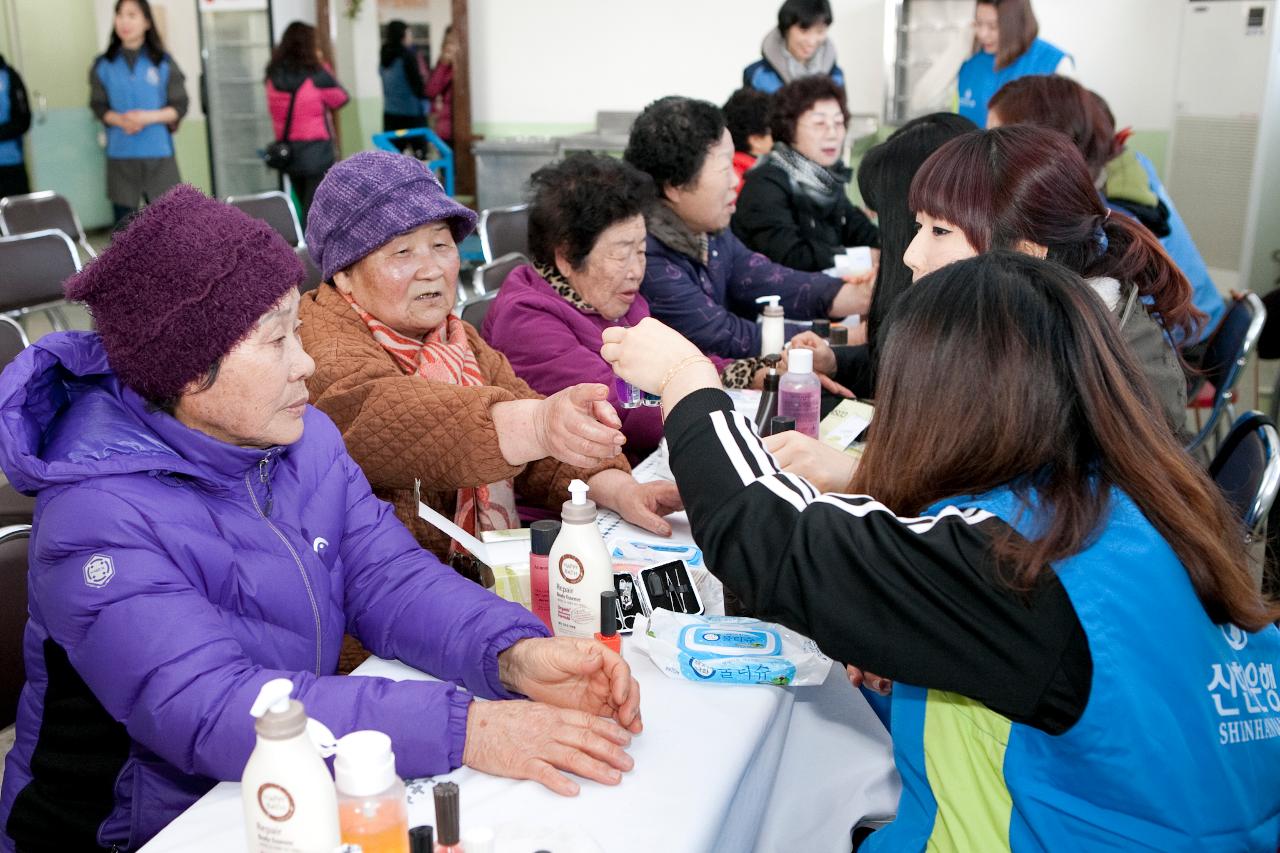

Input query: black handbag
[262,86,299,171]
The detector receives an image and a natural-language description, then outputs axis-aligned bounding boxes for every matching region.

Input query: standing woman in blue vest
[89,0,188,224]
[956,0,1070,128]
[604,253,1280,850]
[0,54,32,200]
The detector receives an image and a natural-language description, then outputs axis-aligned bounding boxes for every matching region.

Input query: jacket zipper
[245,452,323,676]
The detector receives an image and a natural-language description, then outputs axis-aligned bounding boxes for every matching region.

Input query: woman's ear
[332,267,354,295]
[553,247,575,282]
[1014,238,1049,260]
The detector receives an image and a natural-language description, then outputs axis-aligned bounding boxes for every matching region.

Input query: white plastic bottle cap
[334,730,397,797]
[462,826,496,853]
[788,348,813,374]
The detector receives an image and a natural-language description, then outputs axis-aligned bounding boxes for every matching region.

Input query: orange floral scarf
[340,291,519,550]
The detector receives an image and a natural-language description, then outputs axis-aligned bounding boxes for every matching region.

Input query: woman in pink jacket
[265,22,348,224]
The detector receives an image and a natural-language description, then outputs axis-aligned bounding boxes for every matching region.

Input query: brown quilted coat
[300,284,629,560]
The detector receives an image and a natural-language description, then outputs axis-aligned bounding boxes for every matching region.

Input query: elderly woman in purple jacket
[483,154,782,458]
[0,186,640,852]
[623,96,873,360]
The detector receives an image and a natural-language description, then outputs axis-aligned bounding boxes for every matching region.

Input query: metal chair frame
[0,229,82,331]
[1210,411,1280,543]
[470,251,530,300]
[225,190,305,249]
[0,190,97,261]
[1187,292,1267,456]
[476,204,529,264]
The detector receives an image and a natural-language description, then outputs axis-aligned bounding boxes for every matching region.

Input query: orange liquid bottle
[334,731,410,853]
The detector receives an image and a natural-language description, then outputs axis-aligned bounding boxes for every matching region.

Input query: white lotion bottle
[242,678,341,853]
[549,479,615,638]
[756,295,785,357]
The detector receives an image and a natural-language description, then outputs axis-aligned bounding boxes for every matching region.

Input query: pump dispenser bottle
[335,731,409,853]
[756,295,785,357]
[241,678,341,853]
[549,479,615,638]
[778,348,821,438]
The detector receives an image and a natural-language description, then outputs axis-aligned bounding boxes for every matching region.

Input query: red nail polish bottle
[594,590,621,653]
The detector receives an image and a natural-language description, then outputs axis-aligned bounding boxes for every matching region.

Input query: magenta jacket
[482,264,729,457]
[266,64,349,141]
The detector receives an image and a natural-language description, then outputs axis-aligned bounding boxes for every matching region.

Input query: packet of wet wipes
[633,610,831,686]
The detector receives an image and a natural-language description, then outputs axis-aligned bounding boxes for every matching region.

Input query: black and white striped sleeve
[663,388,1091,732]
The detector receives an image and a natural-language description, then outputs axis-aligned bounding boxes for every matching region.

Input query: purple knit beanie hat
[305,151,477,281]
[64,184,304,401]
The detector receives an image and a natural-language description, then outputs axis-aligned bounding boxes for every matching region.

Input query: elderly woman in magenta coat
[483,154,790,459]
[0,186,640,853]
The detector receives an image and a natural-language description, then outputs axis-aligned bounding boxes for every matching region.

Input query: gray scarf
[765,142,852,210]
[644,201,710,266]
[760,28,839,85]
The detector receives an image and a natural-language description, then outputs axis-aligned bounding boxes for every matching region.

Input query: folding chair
[476,204,529,264]
[0,230,81,331]
[460,291,498,330]
[226,191,304,248]
[1186,292,1266,456]
[470,252,530,300]
[0,191,97,262]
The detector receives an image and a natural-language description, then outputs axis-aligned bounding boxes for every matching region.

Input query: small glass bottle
[335,731,410,853]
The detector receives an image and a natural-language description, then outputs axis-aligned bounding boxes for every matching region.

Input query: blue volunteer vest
[381,55,424,118]
[958,38,1068,128]
[0,67,21,167]
[866,486,1280,852]
[95,53,173,159]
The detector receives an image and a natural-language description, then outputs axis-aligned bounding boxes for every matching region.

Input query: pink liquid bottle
[777,348,821,438]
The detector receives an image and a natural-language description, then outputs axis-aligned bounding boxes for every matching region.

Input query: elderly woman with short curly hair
[732,76,878,273]
[482,153,782,459]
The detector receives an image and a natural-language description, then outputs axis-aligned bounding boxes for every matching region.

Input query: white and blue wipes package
[634,610,831,686]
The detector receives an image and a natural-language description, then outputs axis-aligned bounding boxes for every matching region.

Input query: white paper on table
[834,246,873,276]
[824,412,871,449]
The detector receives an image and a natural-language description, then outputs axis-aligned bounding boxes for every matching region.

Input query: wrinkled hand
[846,664,892,696]
[498,637,642,732]
[764,430,858,493]
[789,332,837,375]
[600,318,703,395]
[534,383,626,468]
[462,699,635,796]
[606,476,683,537]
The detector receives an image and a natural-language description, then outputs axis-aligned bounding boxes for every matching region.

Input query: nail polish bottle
[810,318,831,339]
[432,782,463,853]
[768,416,796,436]
[830,325,849,346]
[594,590,621,653]
[408,826,433,853]
[615,376,643,409]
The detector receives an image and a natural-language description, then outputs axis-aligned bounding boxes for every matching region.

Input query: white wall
[465,0,1184,132]
[272,0,317,42]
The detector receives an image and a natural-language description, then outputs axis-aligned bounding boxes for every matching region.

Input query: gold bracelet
[658,355,715,395]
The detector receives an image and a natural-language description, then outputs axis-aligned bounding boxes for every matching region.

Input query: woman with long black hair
[265,21,348,225]
[603,252,1280,850]
[89,0,188,223]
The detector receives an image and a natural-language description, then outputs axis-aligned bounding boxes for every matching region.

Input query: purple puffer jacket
[640,214,844,359]
[0,332,548,852]
[480,264,732,457]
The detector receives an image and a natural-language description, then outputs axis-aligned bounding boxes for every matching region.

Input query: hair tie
[1094,218,1110,256]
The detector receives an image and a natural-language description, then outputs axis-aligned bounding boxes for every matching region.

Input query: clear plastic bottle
[777,348,821,438]
[335,731,409,853]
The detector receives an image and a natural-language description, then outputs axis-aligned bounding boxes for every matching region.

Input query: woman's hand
[788,332,836,376]
[533,384,626,468]
[763,431,858,493]
[830,276,874,317]
[462,700,635,796]
[845,664,892,696]
[588,469,683,537]
[498,637,642,734]
[601,319,720,414]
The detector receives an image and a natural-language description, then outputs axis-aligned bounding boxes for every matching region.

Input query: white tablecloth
[141,643,898,853]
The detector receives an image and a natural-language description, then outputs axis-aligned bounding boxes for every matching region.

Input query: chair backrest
[0,230,82,314]
[477,204,529,263]
[0,191,95,260]
[0,315,29,371]
[226,191,304,248]
[460,291,498,330]
[1209,410,1280,537]
[1186,292,1267,453]
[472,251,530,299]
[0,524,31,729]
[297,247,324,295]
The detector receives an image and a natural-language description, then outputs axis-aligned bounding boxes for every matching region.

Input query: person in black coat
[731,75,876,273]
